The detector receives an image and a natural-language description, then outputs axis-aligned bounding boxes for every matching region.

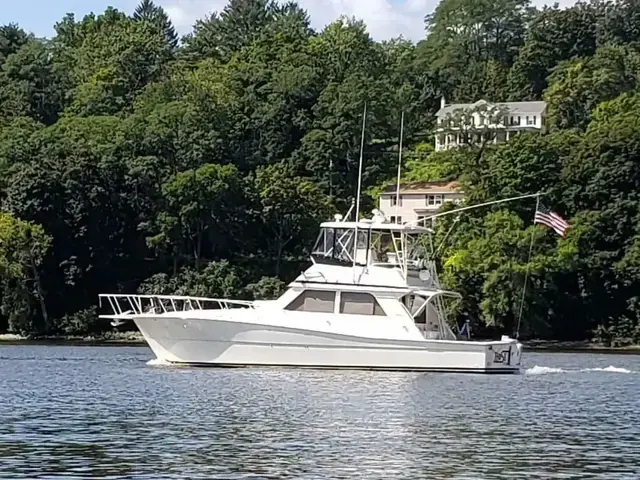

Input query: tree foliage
[0,1,639,344]
[133,0,179,49]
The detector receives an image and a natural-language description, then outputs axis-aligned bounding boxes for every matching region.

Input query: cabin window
[286,290,335,313]
[339,292,385,316]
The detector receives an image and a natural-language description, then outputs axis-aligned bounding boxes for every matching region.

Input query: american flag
[534,203,570,237]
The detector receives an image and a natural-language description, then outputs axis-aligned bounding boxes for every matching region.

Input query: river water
[0,346,638,479]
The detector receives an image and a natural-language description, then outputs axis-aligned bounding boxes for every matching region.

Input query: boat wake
[525,365,636,375]
[146,357,171,367]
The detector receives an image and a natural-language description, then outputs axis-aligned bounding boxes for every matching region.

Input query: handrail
[98,293,255,318]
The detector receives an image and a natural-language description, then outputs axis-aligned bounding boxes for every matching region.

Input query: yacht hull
[134,315,522,374]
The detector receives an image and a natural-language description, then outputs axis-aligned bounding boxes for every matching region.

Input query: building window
[478,115,485,126]
[503,115,508,126]
[286,290,335,313]
[417,215,428,226]
[390,195,402,207]
[390,216,402,224]
[528,115,536,125]
[426,195,443,206]
[340,292,385,316]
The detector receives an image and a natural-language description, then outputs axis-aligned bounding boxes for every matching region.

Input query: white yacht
[99,209,523,374]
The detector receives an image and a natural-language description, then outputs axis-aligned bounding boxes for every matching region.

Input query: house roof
[436,100,547,117]
[381,181,462,195]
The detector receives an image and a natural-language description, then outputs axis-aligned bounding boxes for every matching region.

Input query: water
[0,346,639,479]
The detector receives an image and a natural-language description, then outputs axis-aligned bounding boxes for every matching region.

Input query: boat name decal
[493,349,511,364]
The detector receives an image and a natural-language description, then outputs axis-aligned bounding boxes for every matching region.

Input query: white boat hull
[134,315,523,374]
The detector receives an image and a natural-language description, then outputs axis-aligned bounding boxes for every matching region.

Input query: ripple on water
[0,347,639,479]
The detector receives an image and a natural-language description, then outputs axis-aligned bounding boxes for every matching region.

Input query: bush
[57,306,106,336]
[246,276,286,300]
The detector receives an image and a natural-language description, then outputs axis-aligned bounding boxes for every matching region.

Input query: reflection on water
[0,346,639,479]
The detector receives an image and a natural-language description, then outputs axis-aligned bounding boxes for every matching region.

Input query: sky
[2,0,579,43]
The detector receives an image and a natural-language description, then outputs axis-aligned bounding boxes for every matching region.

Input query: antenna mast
[353,102,367,269]
[354,102,367,224]
[394,111,405,223]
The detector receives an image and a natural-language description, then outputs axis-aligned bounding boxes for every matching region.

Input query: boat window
[339,292,385,316]
[285,290,335,313]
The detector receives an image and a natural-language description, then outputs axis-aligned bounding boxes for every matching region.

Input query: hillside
[0,0,639,345]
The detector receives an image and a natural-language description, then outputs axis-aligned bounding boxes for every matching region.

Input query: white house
[434,98,547,151]
[378,181,464,226]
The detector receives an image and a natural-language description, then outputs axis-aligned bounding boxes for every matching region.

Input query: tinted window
[285,290,335,313]
[340,292,385,316]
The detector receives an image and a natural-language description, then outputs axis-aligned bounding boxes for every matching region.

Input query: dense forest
[0,0,639,345]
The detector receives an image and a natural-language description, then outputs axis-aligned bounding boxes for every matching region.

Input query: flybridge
[310,211,439,290]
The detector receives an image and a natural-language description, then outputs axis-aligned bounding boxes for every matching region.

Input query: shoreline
[0,332,147,346]
[1,333,639,353]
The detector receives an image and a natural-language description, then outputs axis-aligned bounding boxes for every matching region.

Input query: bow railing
[98,293,255,319]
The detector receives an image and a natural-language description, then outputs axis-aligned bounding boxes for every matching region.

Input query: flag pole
[515,193,541,339]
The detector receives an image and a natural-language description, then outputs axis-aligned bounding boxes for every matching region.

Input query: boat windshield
[311,225,433,272]
[311,227,367,266]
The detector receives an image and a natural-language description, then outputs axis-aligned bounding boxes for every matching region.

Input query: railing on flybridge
[98,294,255,318]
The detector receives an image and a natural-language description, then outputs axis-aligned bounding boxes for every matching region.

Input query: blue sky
[3,1,135,37]
[3,0,577,42]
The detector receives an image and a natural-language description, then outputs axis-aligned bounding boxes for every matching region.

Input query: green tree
[56,8,171,116]
[182,0,278,61]
[440,210,556,337]
[419,0,532,101]
[253,161,330,275]
[133,0,179,49]
[0,24,29,66]
[0,39,63,125]
[146,164,243,270]
[544,44,640,130]
[0,212,51,335]
[138,260,245,298]
[508,2,602,100]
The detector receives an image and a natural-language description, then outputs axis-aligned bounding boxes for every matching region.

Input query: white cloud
[157,0,579,42]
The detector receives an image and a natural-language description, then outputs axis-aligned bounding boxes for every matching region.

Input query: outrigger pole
[405,192,544,226]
